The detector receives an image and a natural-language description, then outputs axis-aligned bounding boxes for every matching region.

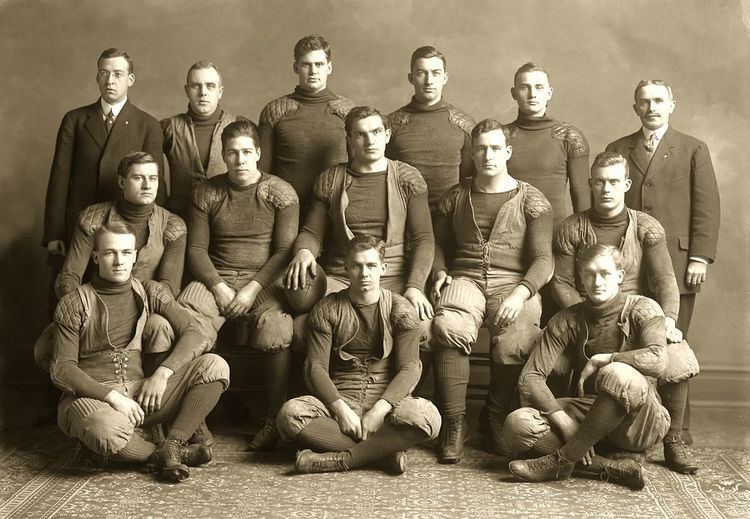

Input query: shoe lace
[166,438,185,459]
[665,438,691,458]
[312,452,349,471]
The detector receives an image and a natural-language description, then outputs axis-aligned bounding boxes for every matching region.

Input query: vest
[165,110,236,216]
[75,279,149,383]
[326,161,410,276]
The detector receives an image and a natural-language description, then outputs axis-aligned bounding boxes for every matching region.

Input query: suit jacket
[43,99,165,245]
[606,127,720,294]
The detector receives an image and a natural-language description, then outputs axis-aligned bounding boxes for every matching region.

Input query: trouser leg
[677,293,696,437]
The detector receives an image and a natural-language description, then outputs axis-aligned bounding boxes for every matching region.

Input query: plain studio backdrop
[0,0,748,419]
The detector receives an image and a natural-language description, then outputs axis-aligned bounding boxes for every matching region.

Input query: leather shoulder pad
[54,291,85,331]
[554,214,583,255]
[387,109,410,134]
[391,293,420,331]
[630,296,664,324]
[552,123,590,159]
[522,184,553,219]
[435,182,463,217]
[77,202,113,235]
[397,161,428,198]
[635,212,666,247]
[328,96,356,120]
[163,212,187,242]
[258,176,299,209]
[259,96,299,128]
[313,167,339,204]
[159,117,172,136]
[192,177,225,213]
[448,107,476,134]
[308,293,339,334]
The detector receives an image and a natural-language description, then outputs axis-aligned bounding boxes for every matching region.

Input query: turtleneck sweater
[589,207,629,248]
[258,87,351,215]
[116,198,153,250]
[91,273,140,350]
[188,105,224,169]
[188,173,298,289]
[506,113,590,227]
[386,97,474,208]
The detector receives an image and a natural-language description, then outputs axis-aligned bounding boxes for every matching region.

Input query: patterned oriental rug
[1,426,748,519]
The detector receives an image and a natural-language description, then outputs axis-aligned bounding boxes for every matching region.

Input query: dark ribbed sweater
[187,105,223,169]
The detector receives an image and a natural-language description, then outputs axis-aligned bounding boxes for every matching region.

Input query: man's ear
[381,261,388,275]
[510,86,518,101]
[408,72,414,86]
[616,269,625,284]
[624,178,632,193]
[117,175,125,191]
[92,249,99,265]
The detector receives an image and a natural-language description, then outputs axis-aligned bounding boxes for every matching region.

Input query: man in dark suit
[606,79,720,442]
[43,48,165,313]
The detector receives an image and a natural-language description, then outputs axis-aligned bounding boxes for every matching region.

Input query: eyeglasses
[97,71,129,80]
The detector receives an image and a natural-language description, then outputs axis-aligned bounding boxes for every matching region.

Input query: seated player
[177,119,298,451]
[50,221,229,483]
[552,151,695,473]
[55,151,185,299]
[431,119,553,463]
[505,244,691,489]
[277,235,441,474]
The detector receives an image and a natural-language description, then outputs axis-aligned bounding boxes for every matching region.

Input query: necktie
[105,110,115,135]
[645,132,657,153]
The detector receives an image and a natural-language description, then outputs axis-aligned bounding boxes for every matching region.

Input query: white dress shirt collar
[100,97,128,117]
[642,124,669,142]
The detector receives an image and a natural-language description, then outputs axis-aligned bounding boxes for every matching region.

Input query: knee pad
[490,326,541,365]
[502,407,551,455]
[596,363,650,413]
[276,395,327,442]
[64,401,134,456]
[142,314,174,354]
[251,309,293,352]
[432,310,476,355]
[191,353,231,389]
[389,397,442,441]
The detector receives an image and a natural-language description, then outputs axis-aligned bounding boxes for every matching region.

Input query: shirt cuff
[688,256,709,265]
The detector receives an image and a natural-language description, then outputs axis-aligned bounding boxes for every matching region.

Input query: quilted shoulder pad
[77,202,114,235]
[397,161,428,198]
[328,96,356,120]
[313,167,339,204]
[192,177,226,213]
[163,212,187,242]
[448,107,476,134]
[54,291,85,331]
[386,109,410,133]
[435,182,463,217]
[308,293,339,334]
[630,296,664,324]
[635,212,666,248]
[546,305,579,339]
[259,96,299,128]
[522,183,553,219]
[391,293,420,331]
[258,175,299,209]
[554,214,584,255]
[552,123,590,159]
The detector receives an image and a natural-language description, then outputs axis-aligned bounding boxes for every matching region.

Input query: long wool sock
[486,364,523,419]
[413,350,435,397]
[168,381,224,442]
[560,394,626,462]
[434,347,470,417]
[111,434,157,462]
[345,423,426,469]
[659,380,688,435]
[263,348,291,417]
[288,349,307,399]
[297,416,358,451]
[529,428,566,456]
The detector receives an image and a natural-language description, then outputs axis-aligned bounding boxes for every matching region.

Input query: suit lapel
[83,101,107,150]
[105,100,132,150]
[626,132,648,177]
[644,127,676,182]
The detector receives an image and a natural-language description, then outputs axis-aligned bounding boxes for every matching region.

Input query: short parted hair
[591,151,630,180]
[345,234,386,263]
[221,119,260,149]
[471,118,511,146]
[410,46,446,71]
[345,106,387,137]
[98,48,133,74]
[513,62,549,85]
[578,243,623,272]
[634,79,674,102]
[186,60,223,84]
[94,221,136,251]
[117,151,158,177]
[294,34,331,62]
